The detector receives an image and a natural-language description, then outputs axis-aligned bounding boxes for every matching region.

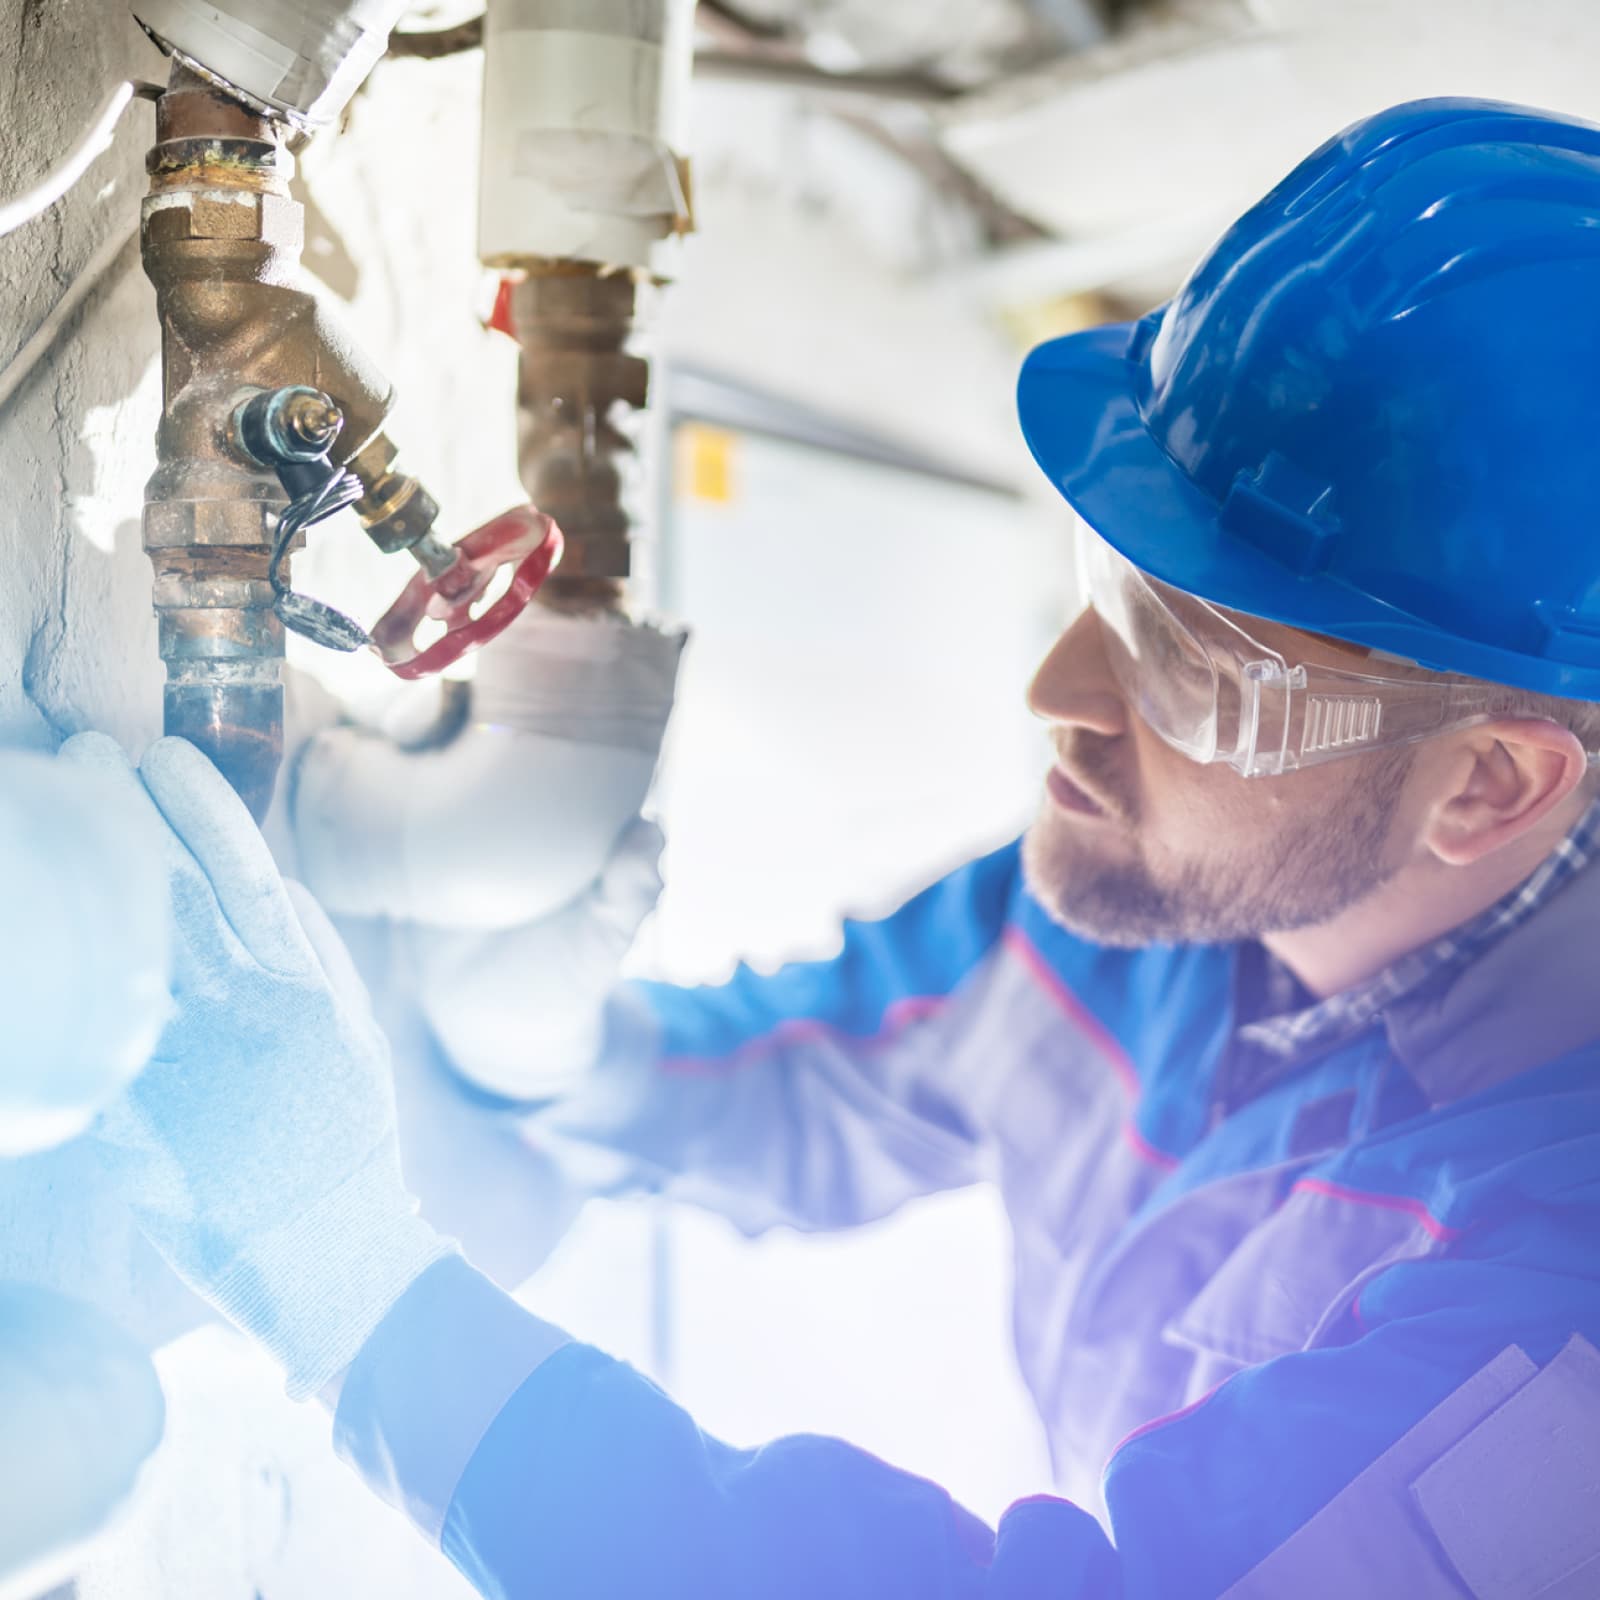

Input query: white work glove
[293,606,685,930]
[0,1284,165,1600]
[407,815,665,1101]
[61,733,451,1399]
[0,748,170,1155]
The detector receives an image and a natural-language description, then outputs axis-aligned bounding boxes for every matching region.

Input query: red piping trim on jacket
[1350,1285,1371,1335]
[1122,1120,1179,1171]
[1104,1374,1236,1467]
[657,929,1184,1190]
[1001,927,1139,1095]
[1292,1176,1462,1242]
[659,993,948,1076]
[1003,926,1179,1170]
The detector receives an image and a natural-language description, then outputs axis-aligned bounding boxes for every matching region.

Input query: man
[80,97,1600,1597]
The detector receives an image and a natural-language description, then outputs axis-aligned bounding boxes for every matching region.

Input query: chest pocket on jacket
[1164,1179,1449,1375]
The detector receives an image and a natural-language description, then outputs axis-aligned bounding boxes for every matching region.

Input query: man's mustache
[1053,732,1137,823]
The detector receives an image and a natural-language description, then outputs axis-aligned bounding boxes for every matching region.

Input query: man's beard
[1021,737,1415,947]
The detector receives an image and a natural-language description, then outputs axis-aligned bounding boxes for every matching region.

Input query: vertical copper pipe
[142,68,290,819]
[510,265,651,613]
[141,64,392,818]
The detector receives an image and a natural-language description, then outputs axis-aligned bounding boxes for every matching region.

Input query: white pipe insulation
[131,0,415,128]
[0,1286,166,1600]
[291,608,684,930]
[478,0,697,274]
[292,1,696,931]
[0,751,171,1156]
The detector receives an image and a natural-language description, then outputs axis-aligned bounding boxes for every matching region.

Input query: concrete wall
[0,0,192,1378]
[0,5,164,757]
[0,8,1046,1593]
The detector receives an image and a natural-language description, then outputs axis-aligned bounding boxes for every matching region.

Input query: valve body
[141,64,392,817]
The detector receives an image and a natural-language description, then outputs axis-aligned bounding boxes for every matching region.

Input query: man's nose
[1027,607,1129,737]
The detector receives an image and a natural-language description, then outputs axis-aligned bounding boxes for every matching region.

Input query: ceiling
[696,0,1600,310]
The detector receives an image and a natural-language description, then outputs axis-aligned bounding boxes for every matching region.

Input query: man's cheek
[1146,789,1226,871]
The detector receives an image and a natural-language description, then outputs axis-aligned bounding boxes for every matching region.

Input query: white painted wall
[0,2,195,1368]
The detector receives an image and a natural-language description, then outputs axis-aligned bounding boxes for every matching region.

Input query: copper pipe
[510,264,652,612]
[141,63,393,818]
[387,17,485,57]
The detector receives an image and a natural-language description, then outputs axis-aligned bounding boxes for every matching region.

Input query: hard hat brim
[1017,323,1600,698]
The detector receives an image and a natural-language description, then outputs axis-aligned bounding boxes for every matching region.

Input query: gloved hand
[291,605,685,929]
[61,732,451,1399]
[407,815,665,1101]
[0,1284,165,1600]
[0,747,170,1154]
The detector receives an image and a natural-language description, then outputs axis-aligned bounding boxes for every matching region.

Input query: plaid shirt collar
[1224,791,1600,1105]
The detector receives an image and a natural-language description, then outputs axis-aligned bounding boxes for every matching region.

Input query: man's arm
[334,1218,1600,1600]
[519,841,1025,1234]
[332,1254,1013,1600]
[80,733,1600,1599]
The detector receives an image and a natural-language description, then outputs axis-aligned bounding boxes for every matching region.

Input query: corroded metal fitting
[141,62,394,818]
[510,264,652,590]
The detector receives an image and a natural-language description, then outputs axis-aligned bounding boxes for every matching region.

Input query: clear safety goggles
[1078,530,1508,778]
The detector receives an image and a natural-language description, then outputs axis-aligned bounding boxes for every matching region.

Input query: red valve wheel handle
[370,506,563,681]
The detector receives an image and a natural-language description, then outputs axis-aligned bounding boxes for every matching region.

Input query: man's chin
[1021,811,1181,948]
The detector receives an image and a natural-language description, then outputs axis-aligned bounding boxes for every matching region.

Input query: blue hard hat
[1017,97,1600,701]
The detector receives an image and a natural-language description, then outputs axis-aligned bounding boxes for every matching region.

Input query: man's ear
[1425,719,1588,867]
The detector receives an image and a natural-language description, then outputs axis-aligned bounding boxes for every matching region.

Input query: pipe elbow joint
[0,750,172,1156]
[292,722,659,929]
[292,609,683,929]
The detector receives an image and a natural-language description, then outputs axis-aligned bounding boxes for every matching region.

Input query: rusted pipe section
[508,264,652,613]
[141,63,393,817]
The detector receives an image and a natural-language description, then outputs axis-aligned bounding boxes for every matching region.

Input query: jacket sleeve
[332,1253,1107,1600]
[338,1205,1600,1600]
[522,841,1025,1234]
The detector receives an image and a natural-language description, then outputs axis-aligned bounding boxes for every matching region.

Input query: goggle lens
[1077,530,1225,764]
[1070,526,1538,777]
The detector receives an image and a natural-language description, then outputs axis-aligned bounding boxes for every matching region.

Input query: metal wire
[386,15,484,57]
[268,468,372,652]
[0,80,158,239]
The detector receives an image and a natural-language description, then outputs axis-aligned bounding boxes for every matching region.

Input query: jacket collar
[1221,792,1600,1112]
[1383,836,1600,1105]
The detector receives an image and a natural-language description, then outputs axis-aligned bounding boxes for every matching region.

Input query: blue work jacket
[335,839,1600,1597]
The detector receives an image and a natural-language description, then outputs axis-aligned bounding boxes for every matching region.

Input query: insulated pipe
[132,0,414,132]
[0,750,169,1157]
[293,2,698,914]
[0,80,154,240]
[292,606,684,927]
[0,1286,166,1600]
[478,0,695,277]
[481,0,696,595]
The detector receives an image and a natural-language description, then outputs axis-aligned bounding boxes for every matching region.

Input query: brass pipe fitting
[509,263,652,611]
[348,434,442,557]
[141,63,395,818]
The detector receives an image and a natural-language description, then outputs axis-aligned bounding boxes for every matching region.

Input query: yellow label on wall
[676,423,738,505]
